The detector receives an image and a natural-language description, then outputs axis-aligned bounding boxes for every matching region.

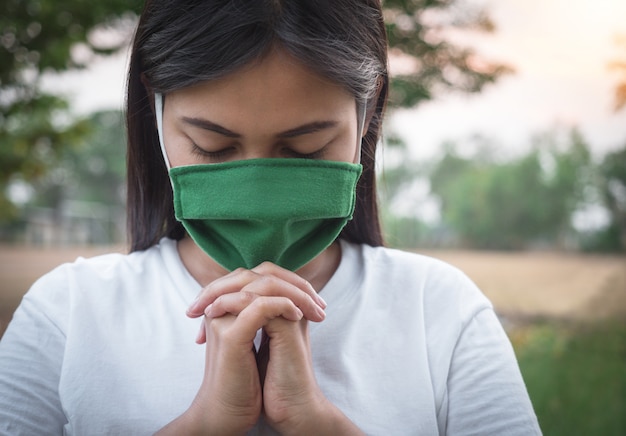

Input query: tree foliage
[30,110,126,208]
[428,130,593,249]
[20,110,128,243]
[0,0,140,222]
[383,0,512,107]
[594,146,626,251]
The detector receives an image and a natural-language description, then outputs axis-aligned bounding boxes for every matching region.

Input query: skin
[155,48,367,435]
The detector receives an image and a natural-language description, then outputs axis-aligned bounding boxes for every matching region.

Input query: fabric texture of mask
[170,158,362,271]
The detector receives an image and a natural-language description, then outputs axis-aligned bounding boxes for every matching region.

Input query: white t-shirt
[0,238,540,435]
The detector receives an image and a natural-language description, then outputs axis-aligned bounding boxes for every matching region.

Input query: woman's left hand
[260,315,344,434]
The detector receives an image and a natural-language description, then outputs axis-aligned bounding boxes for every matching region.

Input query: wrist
[277,396,363,436]
[188,394,257,436]
[156,407,247,436]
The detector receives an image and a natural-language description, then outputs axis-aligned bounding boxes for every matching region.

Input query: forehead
[165,49,357,129]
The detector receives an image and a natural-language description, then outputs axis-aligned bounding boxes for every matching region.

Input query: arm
[0,297,67,434]
[444,308,542,435]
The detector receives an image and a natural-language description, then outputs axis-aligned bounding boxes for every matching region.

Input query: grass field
[0,244,624,434]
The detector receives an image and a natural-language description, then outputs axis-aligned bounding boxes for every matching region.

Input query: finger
[252,262,327,309]
[239,276,325,323]
[227,297,306,346]
[187,268,260,317]
[187,264,326,322]
[195,318,206,344]
[196,296,305,345]
[207,294,304,323]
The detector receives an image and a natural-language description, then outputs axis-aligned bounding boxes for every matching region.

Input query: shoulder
[353,241,466,279]
[29,238,176,292]
[20,238,183,330]
[350,242,492,318]
[338,241,495,351]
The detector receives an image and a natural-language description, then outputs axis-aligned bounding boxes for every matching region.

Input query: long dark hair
[126,0,389,251]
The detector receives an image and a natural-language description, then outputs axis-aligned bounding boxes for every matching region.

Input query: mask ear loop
[355,100,367,164]
[154,93,172,171]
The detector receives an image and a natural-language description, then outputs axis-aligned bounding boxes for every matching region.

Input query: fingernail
[187,295,200,313]
[195,321,204,343]
[317,294,327,309]
[315,305,326,320]
[204,304,213,317]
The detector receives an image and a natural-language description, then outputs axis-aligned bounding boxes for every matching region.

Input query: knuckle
[241,269,260,282]
[252,297,271,311]
[251,296,283,315]
[256,261,275,272]
[257,274,278,288]
[205,317,224,335]
[239,291,256,305]
[205,316,236,341]
[244,275,278,296]
[300,277,315,292]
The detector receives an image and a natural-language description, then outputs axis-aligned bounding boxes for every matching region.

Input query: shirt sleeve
[0,280,68,434]
[442,308,542,435]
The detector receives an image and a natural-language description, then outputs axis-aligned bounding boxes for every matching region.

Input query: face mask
[155,94,363,271]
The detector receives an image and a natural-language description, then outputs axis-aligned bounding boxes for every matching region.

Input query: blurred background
[1,0,625,433]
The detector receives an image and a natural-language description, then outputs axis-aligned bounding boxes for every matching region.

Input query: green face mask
[169,158,362,271]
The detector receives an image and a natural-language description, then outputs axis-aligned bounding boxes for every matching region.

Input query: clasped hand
[184,262,328,434]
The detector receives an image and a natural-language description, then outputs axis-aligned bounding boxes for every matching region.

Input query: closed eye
[190,142,328,161]
[283,146,327,159]
[190,143,234,160]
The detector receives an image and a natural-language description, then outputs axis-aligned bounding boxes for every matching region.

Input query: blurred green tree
[595,146,626,251]
[599,35,626,250]
[429,130,593,249]
[0,0,141,222]
[31,110,126,208]
[24,110,127,243]
[379,1,511,241]
[384,0,512,108]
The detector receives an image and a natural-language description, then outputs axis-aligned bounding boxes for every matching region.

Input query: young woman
[0,0,541,434]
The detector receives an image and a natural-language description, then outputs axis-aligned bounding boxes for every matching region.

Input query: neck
[177,235,341,292]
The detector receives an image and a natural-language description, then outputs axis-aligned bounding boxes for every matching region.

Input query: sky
[392,0,626,160]
[42,0,626,162]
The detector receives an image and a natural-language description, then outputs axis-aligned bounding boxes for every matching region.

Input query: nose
[237,142,287,160]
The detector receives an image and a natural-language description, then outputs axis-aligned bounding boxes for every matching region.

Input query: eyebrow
[181,116,338,139]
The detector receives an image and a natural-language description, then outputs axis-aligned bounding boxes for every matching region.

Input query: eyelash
[190,143,327,160]
[191,143,233,160]
[285,147,326,160]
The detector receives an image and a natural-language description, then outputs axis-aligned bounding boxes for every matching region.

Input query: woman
[0,0,541,434]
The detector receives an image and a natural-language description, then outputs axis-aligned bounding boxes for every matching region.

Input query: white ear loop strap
[154,93,171,171]
[355,101,367,164]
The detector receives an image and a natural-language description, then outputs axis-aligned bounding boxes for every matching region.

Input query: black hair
[126,0,389,251]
